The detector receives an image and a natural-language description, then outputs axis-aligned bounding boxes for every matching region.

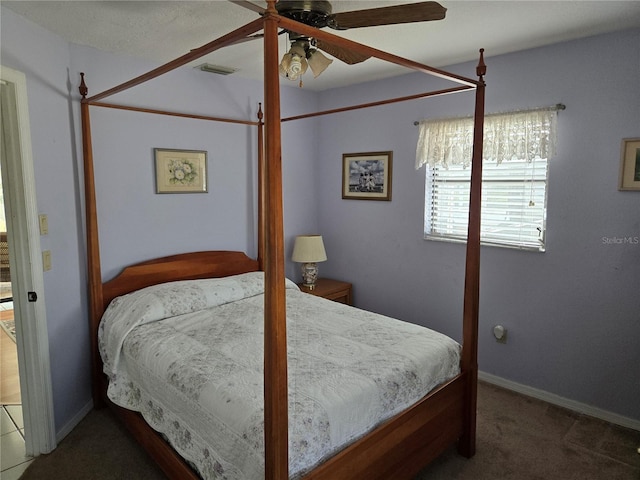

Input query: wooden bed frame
[78,2,486,479]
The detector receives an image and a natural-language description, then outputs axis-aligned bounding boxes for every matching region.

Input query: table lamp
[292,235,327,289]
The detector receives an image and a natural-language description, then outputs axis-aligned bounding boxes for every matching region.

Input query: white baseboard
[479,371,640,432]
[55,399,94,443]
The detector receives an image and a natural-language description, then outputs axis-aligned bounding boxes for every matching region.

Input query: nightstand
[298,278,352,306]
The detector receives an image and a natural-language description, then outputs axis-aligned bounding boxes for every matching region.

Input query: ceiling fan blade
[223,29,288,48]
[315,39,370,65]
[229,33,265,46]
[328,1,446,30]
[227,0,266,15]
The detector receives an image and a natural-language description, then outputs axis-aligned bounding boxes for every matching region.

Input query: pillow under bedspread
[98,272,460,479]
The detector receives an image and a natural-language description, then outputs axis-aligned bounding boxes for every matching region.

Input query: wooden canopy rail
[79,1,486,479]
[88,101,261,126]
[282,85,473,123]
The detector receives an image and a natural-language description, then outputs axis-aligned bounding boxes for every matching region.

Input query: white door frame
[0,65,56,455]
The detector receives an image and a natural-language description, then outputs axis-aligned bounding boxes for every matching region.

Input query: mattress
[99,272,460,479]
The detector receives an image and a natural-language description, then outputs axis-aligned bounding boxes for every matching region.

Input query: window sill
[424,234,546,253]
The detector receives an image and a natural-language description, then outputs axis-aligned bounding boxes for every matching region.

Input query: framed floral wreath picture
[154,148,207,193]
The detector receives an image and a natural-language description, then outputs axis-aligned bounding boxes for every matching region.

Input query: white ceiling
[4,1,640,91]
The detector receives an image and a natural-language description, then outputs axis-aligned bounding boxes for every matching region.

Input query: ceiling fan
[230,0,447,82]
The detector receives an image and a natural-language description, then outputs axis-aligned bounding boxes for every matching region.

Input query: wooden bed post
[262,2,289,479]
[459,49,486,458]
[79,73,106,407]
[257,104,265,271]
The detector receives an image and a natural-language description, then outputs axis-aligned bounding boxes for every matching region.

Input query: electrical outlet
[42,250,52,271]
[493,324,508,344]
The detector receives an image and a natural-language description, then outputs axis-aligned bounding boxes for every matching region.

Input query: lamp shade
[280,42,308,81]
[307,49,333,78]
[292,235,327,263]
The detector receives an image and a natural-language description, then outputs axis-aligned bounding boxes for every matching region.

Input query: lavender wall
[315,29,640,422]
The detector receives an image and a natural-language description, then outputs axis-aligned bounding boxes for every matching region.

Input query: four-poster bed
[78,1,486,479]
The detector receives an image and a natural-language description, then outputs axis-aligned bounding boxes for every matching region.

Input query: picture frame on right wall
[618,138,640,191]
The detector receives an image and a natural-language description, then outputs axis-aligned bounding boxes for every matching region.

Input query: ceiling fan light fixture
[306,48,333,78]
[279,43,308,81]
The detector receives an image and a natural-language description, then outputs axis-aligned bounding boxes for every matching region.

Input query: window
[425,159,548,251]
[416,107,559,252]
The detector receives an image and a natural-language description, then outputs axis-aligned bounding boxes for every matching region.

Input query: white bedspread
[99,272,460,479]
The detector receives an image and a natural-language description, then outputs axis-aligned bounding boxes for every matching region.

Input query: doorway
[1,158,30,476]
[0,224,20,404]
[0,66,56,460]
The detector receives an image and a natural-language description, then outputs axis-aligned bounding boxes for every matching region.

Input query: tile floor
[1,404,33,479]
[1,299,33,479]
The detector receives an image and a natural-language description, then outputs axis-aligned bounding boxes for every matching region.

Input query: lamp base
[301,262,319,289]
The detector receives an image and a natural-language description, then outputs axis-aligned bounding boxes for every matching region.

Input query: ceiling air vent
[195,63,238,75]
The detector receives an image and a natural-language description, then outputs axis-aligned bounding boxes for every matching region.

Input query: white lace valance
[415,107,559,169]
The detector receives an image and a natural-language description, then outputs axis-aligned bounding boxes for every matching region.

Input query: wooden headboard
[101,250,259,311]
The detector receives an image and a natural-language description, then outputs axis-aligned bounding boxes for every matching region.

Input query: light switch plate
[42,250,52,271]
[38,214,48,235]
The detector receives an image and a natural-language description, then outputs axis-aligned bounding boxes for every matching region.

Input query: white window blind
[417,106,560,252]
[426,159,548,251]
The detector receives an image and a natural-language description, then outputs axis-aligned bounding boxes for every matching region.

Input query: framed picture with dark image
[618,138,640,191]
[342,151,392,201]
